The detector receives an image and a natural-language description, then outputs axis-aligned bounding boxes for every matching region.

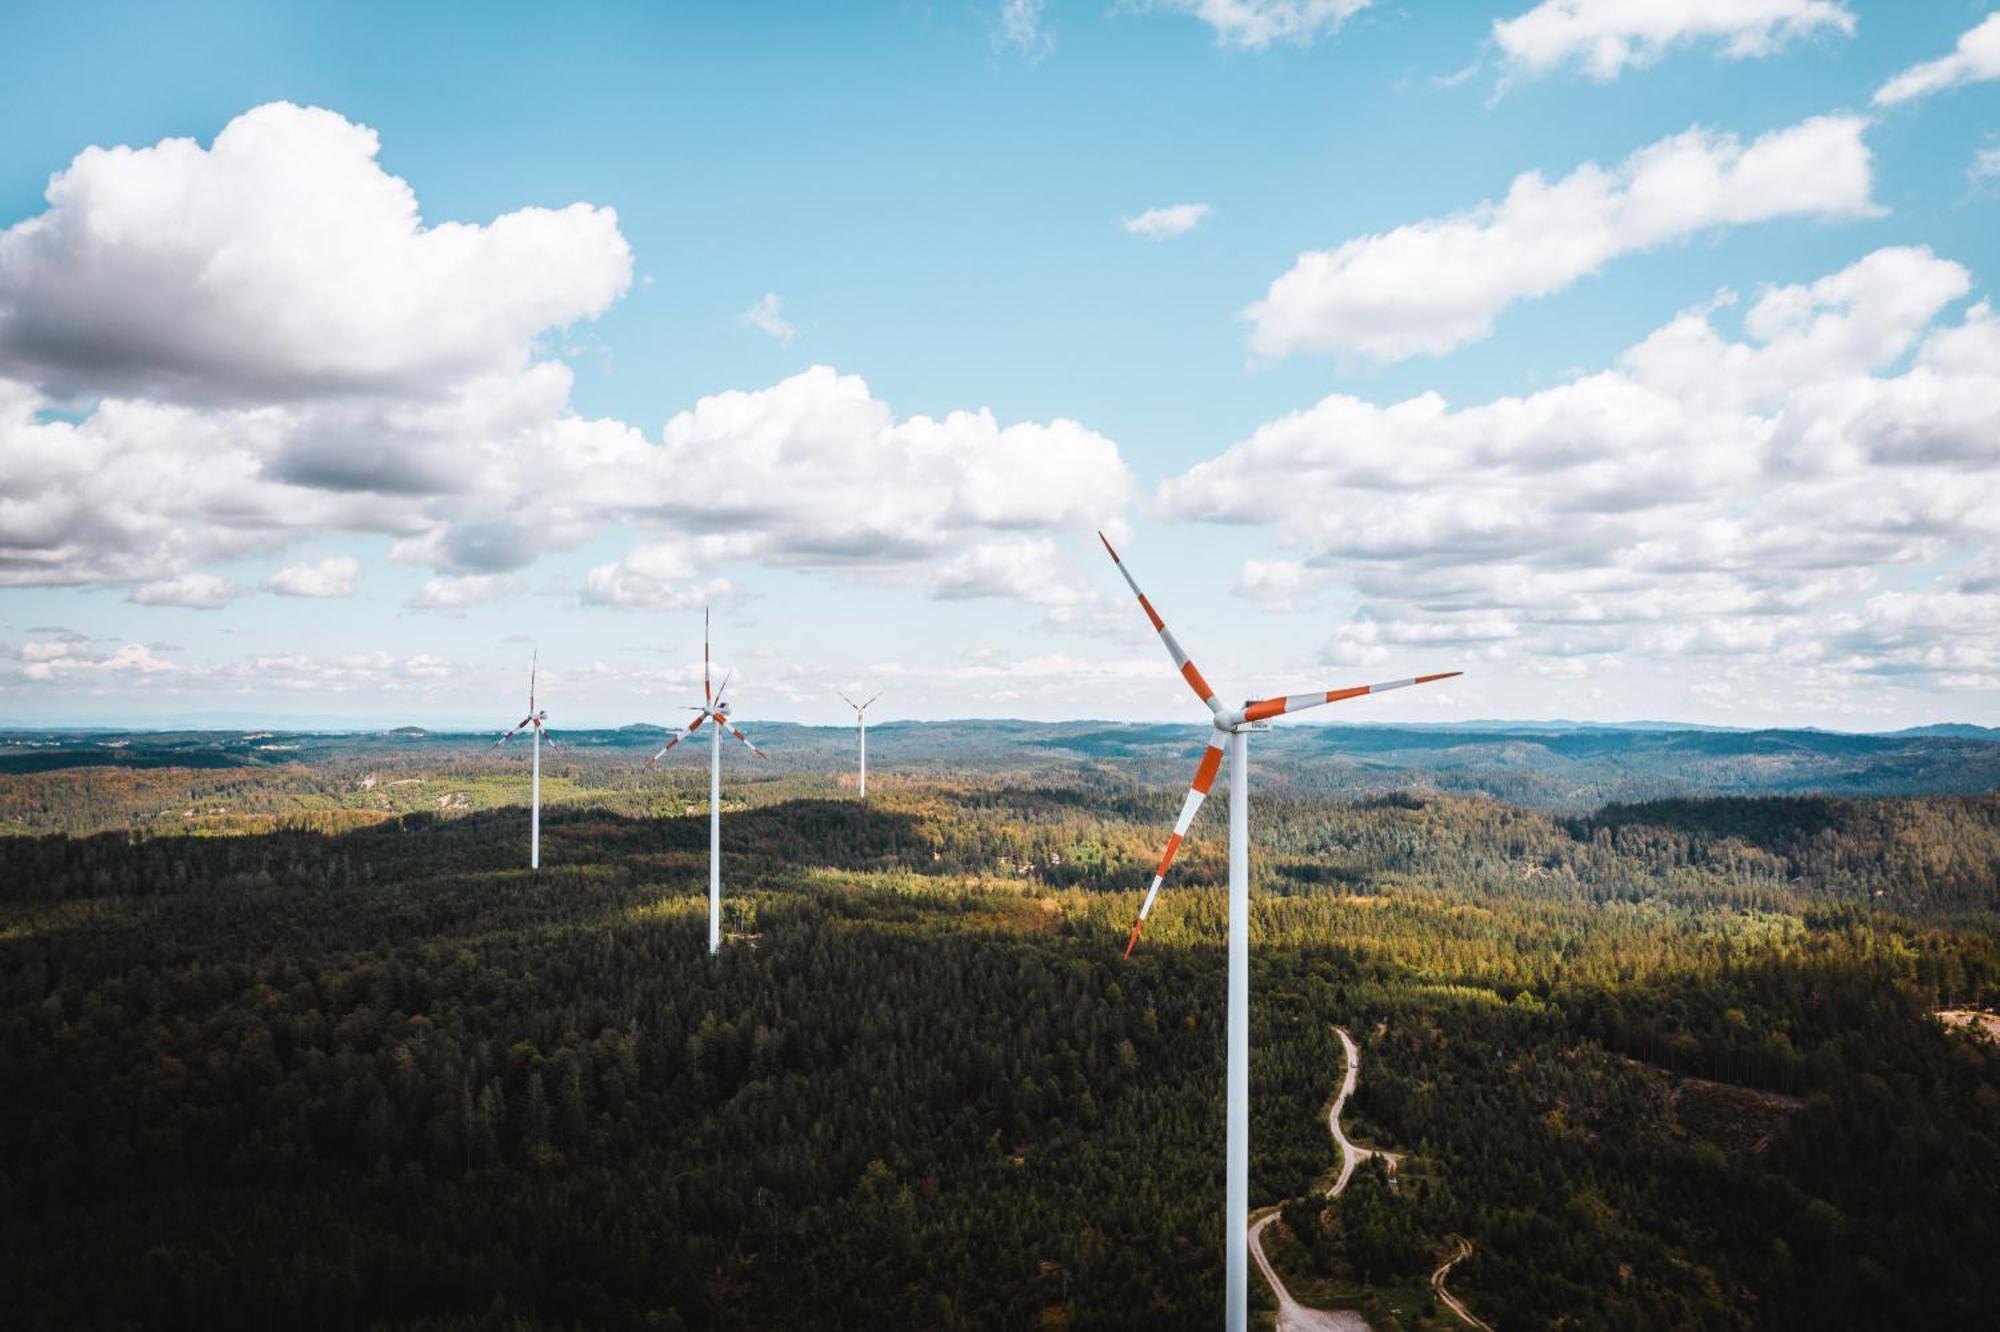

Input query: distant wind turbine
[837,689,881,797]
[1099,532,1459,1332]
[646,609,766,954]
[493,651,554,871]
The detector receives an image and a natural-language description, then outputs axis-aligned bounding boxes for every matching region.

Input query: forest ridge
[3,726,1997,1328]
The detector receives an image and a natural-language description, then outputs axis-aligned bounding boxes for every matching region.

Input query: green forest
[3,743,1997,1329]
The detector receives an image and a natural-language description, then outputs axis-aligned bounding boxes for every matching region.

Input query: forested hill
[4,719,1997,813]
[3,773,1997,1327]
[3,717,1998,1326]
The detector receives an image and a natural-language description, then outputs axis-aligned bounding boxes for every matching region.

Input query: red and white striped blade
[1234,671,1461,725]
[644,711,709,769]
[721,717,766,757]
[1099,532,1223,718]
[494,715,534,747]
[1124,734,1226,958]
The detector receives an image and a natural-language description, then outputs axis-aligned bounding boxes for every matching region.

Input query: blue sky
[2,1,1997,730]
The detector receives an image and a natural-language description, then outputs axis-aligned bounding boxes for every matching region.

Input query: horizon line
[2,717,1994,740]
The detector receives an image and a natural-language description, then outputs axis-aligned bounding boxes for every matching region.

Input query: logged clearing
[1938,1009,2000,1040]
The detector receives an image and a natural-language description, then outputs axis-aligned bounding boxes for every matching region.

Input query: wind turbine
[836,689,881,797]
[646,609,766,954]
[1099,532,1458,1332]
[493,651,553,871]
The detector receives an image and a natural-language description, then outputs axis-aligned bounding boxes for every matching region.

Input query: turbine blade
[529,648,538,713]
[643,712,708,769]
[722,718,766,757]
[494,715,534,747]
[712,667,736,713]
[862,692,881,710]
[1098,531,1223,717]
[836,690,860,710]
[1235,671,1462,725]
[704,606,712,706]
[1124,735,1226,958]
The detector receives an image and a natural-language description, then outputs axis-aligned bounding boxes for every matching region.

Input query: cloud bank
[0,104,1134,621]
[1175,246,2000,705]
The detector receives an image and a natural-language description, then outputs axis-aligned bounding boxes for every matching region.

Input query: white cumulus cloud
[1142,0,1373,50]
[582,365,1132,574]
[934,537,1093,607]
[1874,13,2000,106]
[0,106,1139,623]
[263,556,360,598]
[0,102,630,404]
[738,292,798,345]
[997,0,1053,57]
[14,640,177,680]
[564,368,1131,616]
[1122,203,1212,239]
[1494,0,1855,82]
[409,573,519,612]
[129,573,242,609]
[1172,245,2000,701]
[582,541,734,611]
[1245,114,1875,362]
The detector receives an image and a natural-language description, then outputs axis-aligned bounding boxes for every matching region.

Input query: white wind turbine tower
[1099,532,1458,1332]
[646,609,766,955]
[493,651,554,871]
[836,689,881,797]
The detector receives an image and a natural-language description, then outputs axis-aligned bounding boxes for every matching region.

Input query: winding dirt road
[1246,1026,1383,1332]
[1248,1214,1371,1332]
[1431,1236,1492,1332]
[1249,1026,1488,1332]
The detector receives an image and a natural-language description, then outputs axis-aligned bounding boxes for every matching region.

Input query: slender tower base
[859,715,868,799]
[530,725,542,871]
[709,710,722,955]
[1225,725,1250,1332]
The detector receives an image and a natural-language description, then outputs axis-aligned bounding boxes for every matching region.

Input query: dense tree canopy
[2,755,1996,1328]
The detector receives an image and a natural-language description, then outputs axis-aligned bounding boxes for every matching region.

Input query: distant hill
[4,719,1997,809]
[1350,718,1750,734]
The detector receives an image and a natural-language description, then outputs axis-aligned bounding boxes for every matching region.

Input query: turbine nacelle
[643,616,765,768]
